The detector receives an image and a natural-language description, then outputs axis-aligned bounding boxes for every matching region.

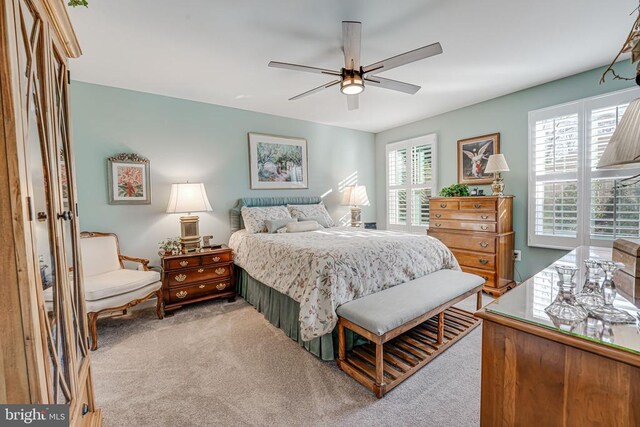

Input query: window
[528,88,640,249]
[386,134,437,233]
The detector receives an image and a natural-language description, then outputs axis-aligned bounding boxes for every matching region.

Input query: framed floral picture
[248,133,308,189]
[107,153,151,204]
[457,133,500,185]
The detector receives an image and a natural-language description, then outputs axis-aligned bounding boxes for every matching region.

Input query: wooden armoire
[1,0,101,425]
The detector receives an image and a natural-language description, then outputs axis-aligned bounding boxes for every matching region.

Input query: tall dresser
[427,196,515,297]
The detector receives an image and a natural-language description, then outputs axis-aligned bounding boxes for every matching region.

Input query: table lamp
[484,154,510,196]
[342,185,370,227]
[166,183,212,252]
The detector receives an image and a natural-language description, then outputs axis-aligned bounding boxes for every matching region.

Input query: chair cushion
[85,281,161,313]
[336,270,485,336]
[81,235,122,277]
[84,269,161,301]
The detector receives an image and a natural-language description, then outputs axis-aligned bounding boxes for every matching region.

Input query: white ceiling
[68,0,635,133]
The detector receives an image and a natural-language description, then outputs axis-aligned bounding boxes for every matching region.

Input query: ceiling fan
[268,21,443,111]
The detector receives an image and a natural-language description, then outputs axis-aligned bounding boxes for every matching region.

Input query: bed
[228,197,459,360]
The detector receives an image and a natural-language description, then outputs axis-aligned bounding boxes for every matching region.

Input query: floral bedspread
[229,227,460,341]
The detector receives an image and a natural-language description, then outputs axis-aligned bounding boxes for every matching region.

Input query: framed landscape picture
[107,153,151,204]
[457,133,500,185]
[248,133,308,189]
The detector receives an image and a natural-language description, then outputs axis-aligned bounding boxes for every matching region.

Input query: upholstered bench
[336,269,484,397]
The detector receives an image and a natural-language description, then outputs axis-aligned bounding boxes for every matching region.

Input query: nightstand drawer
[166,256,201,270]
[459,200,496,211]
[201,251,233,265]
[168,264,232,286]
[431,211,496,222]
[452,249,496,270]
[432,201,459,210]
[169,279,233,303]
[430,220,496,233]
[429,231,496,253]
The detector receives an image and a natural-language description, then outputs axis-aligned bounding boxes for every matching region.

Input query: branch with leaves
[601,5,640,84]
[68,0,88,7]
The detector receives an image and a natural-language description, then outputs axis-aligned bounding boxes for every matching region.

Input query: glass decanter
[575,259,604,309]
[588,261,636,324]
[545,264,588,323]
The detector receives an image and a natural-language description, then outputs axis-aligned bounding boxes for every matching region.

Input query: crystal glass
[545,264,588,323]
[575,259,604,309]
[588,261,636,324]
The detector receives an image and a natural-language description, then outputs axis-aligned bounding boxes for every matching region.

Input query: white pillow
[287,203,335,227]
[285,220,321,233]
[241,206,292,234]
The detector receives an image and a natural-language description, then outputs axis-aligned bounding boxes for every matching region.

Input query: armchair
[78,232,164,350]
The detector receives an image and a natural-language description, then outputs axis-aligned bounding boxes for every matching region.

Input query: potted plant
[439,183,470,197]
[158,237,182,256]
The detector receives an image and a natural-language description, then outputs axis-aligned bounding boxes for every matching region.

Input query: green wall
[375,60,637,280]
[71,82,375,264]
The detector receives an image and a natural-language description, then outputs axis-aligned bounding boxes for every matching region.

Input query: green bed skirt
[236,268,363,361]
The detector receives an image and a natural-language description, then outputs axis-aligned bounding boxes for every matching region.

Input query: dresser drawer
[431,200,459,210]
[460,200,496,211]
[431,210,496,222]
[452,249,496,270]
[429,231,496,254]
[460,266,497,288]
[168,264,232,286]
[201,251,234,265]
[430,220,496,233]
[168,279,233,303]
[166,256,201,270]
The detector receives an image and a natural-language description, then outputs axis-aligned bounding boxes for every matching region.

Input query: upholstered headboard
[230,196,322,232]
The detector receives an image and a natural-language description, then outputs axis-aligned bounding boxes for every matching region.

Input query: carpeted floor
[91,294,489,427]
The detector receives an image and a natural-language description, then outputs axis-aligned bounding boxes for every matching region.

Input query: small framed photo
[248,133,308,189]
[107,153,151,205]
[457,133,500,185]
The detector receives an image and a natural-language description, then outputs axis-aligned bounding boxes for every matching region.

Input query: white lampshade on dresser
[166,183,212,252]
[342,185,370,227]
[484,154,510,196]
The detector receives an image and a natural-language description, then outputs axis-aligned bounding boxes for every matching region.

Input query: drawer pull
[479,259,489,265]
[439,203,447,208]
[479,242,489,248]
[175,274,187,282]
[176,290,188,299]
[481,225,489,231]
[481,215,489,220]
[198,268,204,273]
[434,213,442,218]
[216,282,227,291]
[482,276,489,281]
[215,267,226,275]
[474,203,482,209]
[212,256,221,262]
[434,223,441,227]
[198,284,205,289]
[180,260,189,267]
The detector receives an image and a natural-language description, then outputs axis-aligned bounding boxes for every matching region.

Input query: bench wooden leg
[477,290,483,310]
[375,341,385,398]
[338,320,346,361]
[437,312,444,344]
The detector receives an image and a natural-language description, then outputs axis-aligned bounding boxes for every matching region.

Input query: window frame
[528,87,640,250]
[385,133,438,234]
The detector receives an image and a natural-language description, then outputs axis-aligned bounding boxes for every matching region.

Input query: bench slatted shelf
[336,270,484,398]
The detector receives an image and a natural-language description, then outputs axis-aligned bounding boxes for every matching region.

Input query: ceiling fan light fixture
[340,71,364,95]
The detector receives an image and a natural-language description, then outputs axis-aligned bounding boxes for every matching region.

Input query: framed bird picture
[457,133,500,185]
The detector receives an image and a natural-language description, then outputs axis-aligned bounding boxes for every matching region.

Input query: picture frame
[248,132,308,189]
[107,153,151,205]
[457,133,500,185]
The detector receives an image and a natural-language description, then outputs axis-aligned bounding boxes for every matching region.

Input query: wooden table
[475,246,640,426]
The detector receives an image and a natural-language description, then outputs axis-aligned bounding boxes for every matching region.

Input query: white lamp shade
[166,183,213,214]
[484,154,510,173]
[342,185,370,206]
[598,97,640,169]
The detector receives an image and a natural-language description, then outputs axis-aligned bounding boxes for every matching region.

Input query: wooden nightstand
[161,245,235,313]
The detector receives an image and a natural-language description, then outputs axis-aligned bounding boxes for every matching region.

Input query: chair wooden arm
[119,255,150,271]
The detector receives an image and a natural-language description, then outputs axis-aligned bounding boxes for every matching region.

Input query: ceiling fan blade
[269,61,341,76]
[364,76,421,95]
[362,42,443,74]
[342,21,361,70]
[289,80,341,101]
[347,94,359,111]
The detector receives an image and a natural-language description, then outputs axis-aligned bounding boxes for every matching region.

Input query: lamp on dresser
[166,182,212,252]
[484,154,510,196]
[342,185,370,227]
